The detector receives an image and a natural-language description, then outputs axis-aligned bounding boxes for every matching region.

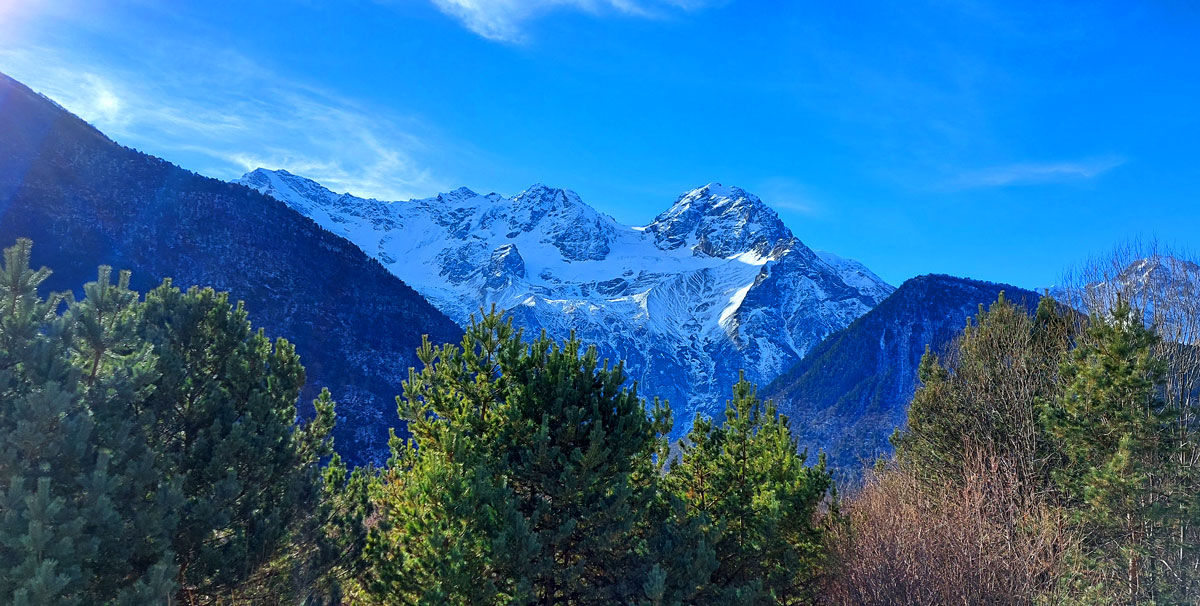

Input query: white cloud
[753,177,823,216]
[0,45,452,201]
[950,156,1125,189]
[427,0,724,42]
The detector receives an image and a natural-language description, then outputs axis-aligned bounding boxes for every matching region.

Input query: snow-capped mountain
[237,169,894,433]
[815,250,895,302]
[1054,255,1200,344]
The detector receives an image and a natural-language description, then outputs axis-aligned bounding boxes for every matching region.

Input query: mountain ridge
[764,273,1042,474]
[0,72,463,466]
[238,169,895,433]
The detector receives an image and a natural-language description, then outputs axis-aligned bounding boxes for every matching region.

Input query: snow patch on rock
[237,169,895,435]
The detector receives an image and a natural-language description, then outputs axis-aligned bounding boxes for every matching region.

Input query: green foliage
[364,310,712,605]
[67,265,181,603]
[666,372,832,605]
[135,281,319,600]
[887,289,1200,604]
[0,240,352,605]
[1041,299,1200,602]
[895,292,1070,489]
[892,347,955,477]
[0,239,176,604]
[270,390,374,605]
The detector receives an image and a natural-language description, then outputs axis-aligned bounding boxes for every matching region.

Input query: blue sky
[1,0,1197,288]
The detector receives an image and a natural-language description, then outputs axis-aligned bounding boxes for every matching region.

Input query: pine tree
[291,439,374,605]
[1041,299,1197,603]
[135,280,338,604]
[220,388,371,606]
[893,345,958,480]
[665,372,832,605]
[896,292,1069,490]
[0,240,176,604]
[0,240,351,603]
[66,265,181,604]
[363,310,708,605]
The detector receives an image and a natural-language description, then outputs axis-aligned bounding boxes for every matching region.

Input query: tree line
[0,239,829,605]
[1,237,1196,604]
[827,246,1200,604]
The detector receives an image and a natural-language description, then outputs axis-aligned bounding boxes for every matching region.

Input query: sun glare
[0,0,34,39]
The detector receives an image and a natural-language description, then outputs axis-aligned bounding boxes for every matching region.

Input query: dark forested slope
[764,274,1041,473]
[0,72,462,465]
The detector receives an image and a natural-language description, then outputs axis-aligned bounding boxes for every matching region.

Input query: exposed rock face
[239,171,895,434]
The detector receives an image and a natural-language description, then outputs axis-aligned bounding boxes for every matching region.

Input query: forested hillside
[0,72,461,465]
[765,274,1040,472]
[6,240,1196,604]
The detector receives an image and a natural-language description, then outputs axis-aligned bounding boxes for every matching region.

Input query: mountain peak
[1118,255,1200,285]
[437,186,479,202]
[243,167,314,186]
[513,183,583,208]
[645,183,792,258]
[691,181,749,200]
[231,164,892,446]
[671,183,766,215]
[816,251,894,301]
[238,168,339,212]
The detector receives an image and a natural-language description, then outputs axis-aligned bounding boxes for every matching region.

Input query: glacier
[236,169,894,435]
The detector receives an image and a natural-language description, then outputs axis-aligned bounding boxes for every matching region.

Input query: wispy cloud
[753,177,823,217]
[949,156,1125,189]
[0,44,452,200]
[426,0,725,42]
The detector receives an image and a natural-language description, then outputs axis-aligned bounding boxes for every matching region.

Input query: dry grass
[821,454,1077,605]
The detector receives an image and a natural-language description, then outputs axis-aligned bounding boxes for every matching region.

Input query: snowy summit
[237,170,894,431]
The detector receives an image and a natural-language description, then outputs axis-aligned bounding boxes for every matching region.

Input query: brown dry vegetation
[820,290,1075,604]
[822,242,1200,605]
[821,453,1077,605]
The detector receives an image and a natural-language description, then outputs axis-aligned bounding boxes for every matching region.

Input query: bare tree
[1057,239,1200,599]
[822,452,1076,606]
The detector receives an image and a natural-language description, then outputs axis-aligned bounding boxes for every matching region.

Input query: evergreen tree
[0,240,176,605]
[1042,299,1198,603]
[218,389,372,606]
[666,372,832,605]
[892,346,958,479]
[66,265,181,604]
[292,443,374,605]
[135,280,338,604]
[896,292,1069,490]
[364,310,709,605]
[0,239,356,603]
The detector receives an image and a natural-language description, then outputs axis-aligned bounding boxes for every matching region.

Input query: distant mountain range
[0,72,462,466]
[238,169,895,434]
[0,70,1063,474]
[763,274,1042,474]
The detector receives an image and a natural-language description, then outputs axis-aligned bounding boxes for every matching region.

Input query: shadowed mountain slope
[764,274,1041,474]
[0,72,462,465]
